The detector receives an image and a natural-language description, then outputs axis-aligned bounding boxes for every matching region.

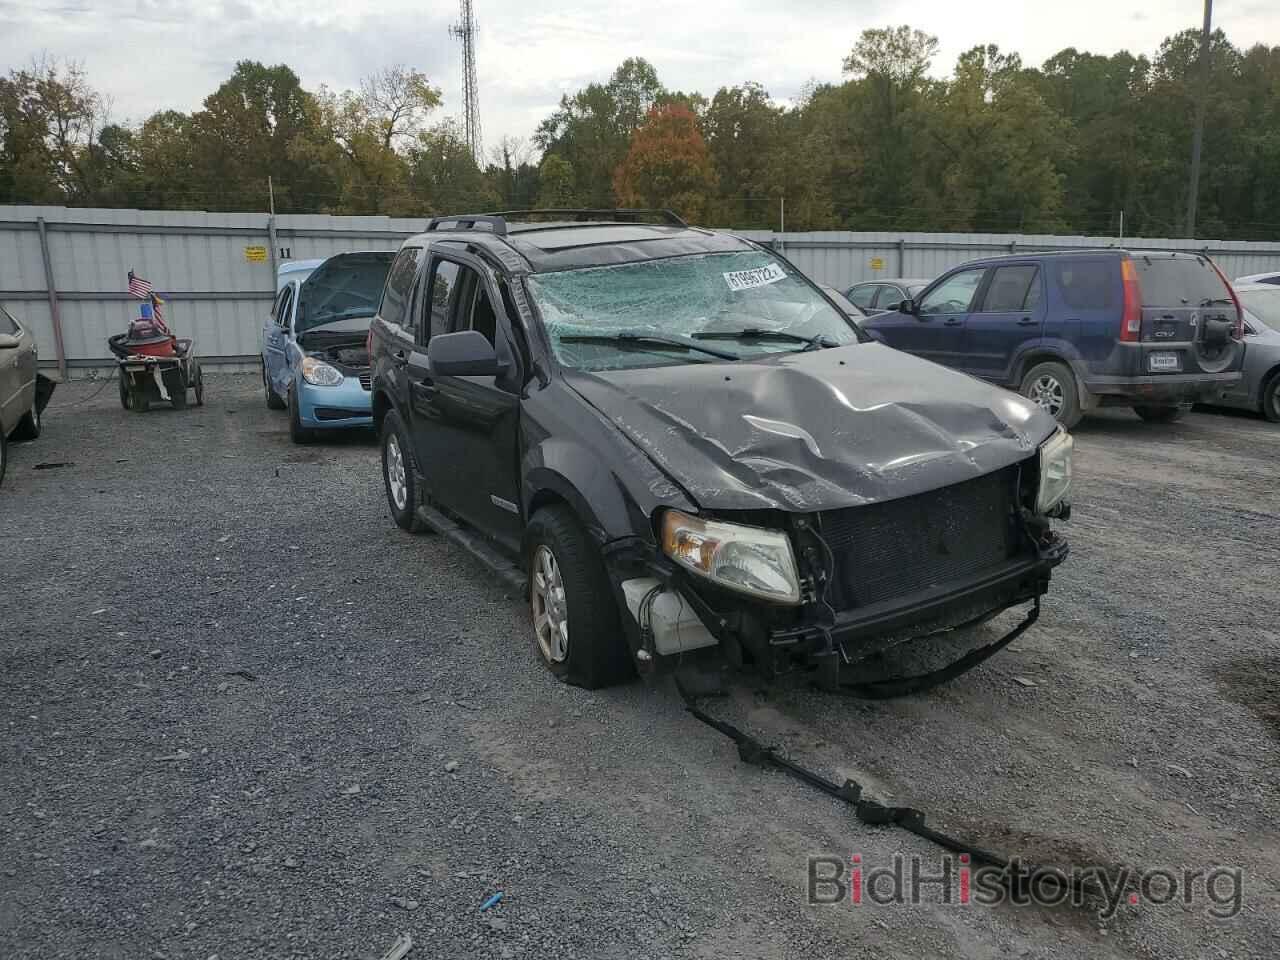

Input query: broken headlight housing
[301,355,344,386]
[1035,427,1073,514]
[660,510,801,604]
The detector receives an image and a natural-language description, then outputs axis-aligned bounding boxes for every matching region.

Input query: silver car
[0,304,50,487]
[1212,283,1280,422]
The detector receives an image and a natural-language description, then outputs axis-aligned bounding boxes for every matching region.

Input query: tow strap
[674,598,1107,899]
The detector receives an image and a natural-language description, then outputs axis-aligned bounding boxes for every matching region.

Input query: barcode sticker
[723,263,787,292]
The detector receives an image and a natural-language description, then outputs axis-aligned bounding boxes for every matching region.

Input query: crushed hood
[564,343,1058,512]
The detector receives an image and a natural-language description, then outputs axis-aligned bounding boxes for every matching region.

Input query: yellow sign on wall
[244,245,268,263]
[869,257,885,270]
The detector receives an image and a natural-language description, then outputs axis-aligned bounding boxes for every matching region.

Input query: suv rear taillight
[1120,258,1142,342]
[1207,257,1245,339]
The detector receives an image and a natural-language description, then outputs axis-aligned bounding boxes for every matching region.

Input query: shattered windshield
[525,251,860,371]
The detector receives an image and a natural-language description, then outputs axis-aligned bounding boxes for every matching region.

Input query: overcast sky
[4,0,1278,158]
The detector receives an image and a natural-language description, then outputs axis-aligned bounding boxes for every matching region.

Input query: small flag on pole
[151,293,169,332]
[127,269,153,299]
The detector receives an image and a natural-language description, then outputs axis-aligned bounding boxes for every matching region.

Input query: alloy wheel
[1029,374,1065,417]
[385,434,408,511]
[531,545,569,663]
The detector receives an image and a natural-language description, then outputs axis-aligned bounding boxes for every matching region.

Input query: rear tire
[288,388,314,444]
[1019,361,1082,429]
[1262,375,1280,423]
[168,373,188,411]
[10,401,41,442]
[526,505,633,690]
[1133,404,1187,423]
[264,364,285,410]
[194,368,205,407]
[119,372,132,409]
[380,409,424,533]
[0,429,7,489]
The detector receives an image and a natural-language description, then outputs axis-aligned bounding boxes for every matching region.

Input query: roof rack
[425,209,689,237]
[424,214,509,236]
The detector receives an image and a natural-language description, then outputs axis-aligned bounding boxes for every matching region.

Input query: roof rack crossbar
[425,214,509,236]
[486,208,688,228]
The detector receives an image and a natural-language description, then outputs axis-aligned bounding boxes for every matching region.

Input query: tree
[409,119,499,216]
[613,103,717,222]
[701,83,785,227]
[536,154,578,208]
[315,65,441,214]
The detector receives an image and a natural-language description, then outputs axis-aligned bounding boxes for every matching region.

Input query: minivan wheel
[1020,361,1082,428]
[526,505,632,690]
[380,409,424,533]
[1262,376,1280,423]
[1133,404,1187,423]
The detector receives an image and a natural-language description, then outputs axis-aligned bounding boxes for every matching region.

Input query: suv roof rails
[425,209,689,237]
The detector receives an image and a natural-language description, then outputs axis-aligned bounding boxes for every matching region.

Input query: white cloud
[2,0,1276,154]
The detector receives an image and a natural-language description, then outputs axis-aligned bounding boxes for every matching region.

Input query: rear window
[1240,288,1280,331]
[1132,255,1231,308]
[1052,260,1116,310]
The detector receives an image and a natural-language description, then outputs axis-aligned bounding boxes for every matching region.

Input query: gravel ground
[2,373,1279,960]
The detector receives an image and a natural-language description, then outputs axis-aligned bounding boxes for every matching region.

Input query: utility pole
[1186,0,1212,238]
[449,0,483,165]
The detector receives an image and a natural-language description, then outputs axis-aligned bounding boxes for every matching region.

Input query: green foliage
[4,30,1280,240]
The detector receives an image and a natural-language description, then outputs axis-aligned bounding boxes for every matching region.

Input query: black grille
[358,373,372,391]
[314,406,370,421]
[818,467,1018,610]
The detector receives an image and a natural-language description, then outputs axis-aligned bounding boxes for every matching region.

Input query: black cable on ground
[674,597,1109,901]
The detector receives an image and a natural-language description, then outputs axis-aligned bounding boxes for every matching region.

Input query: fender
[1009,338,1095,406]
[522,436,694,546]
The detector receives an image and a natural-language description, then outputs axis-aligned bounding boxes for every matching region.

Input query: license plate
[1148,352,1181,372]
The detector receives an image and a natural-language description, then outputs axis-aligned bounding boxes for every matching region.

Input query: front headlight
[301,355,344,386]
[660,510,801,604]
[1036,427,1073,514]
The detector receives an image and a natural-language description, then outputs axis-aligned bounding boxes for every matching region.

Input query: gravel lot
[3,373,1279,960]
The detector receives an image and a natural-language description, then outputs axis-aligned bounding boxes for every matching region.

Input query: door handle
[393,349,409,364]
[944,318,963,327]
[412,380,438,402]
[1017,317,1037,326]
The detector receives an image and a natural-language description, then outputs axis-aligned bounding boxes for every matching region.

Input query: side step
[415,504,527,595]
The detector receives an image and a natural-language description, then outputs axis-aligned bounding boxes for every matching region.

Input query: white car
[1236,271,1280,286]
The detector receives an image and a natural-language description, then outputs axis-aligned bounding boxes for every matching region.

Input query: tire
[168,373,188,411]
[1133,404,1187,423]
[10,399,41,442]
[380,409,424,533]
[194,368,205,407]
[1019,361,1082,429]
[119,372,132,409]
[1262,374,1280,424]
[288,388,314,444]
[263,364,285,410]
[0,429,7,489]
[526,505,633,690]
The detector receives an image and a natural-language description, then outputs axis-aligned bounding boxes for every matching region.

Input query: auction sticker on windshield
[724,263,788,292]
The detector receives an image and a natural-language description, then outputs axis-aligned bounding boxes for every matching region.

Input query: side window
[873,285,904,310]
[847,285,877,309]
[1053,260,1116,310]
[919,269,985,315]
[428,260,461,342]
[980,265,1039,312]
[380,246,422,328]
[276,287,294,328]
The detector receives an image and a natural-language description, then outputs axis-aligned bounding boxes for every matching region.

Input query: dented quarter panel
[563,342,1059,513]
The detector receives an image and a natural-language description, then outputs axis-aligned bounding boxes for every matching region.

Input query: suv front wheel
[526,505,632,689]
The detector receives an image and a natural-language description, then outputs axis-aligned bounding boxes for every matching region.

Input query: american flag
[127,270,153,299]
[151,293,169,332]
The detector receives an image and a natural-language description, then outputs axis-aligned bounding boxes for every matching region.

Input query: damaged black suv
[369,211,1071,690]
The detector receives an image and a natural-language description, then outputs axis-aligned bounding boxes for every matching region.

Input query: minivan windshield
[526,251,860,371]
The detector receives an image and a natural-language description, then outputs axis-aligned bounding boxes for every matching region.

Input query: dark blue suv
[863,250,1245,426]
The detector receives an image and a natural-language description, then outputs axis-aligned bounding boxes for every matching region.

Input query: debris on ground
[480,892,503,912]
[378,933,414,960]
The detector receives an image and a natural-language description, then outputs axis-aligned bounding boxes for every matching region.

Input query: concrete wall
[3,205,1278,377]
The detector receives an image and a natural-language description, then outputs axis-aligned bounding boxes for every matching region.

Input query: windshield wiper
[692,328,836,350]
[558,333,739,360]
[1200,297,1234,307]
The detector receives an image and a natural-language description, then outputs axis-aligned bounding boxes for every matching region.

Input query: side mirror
[0,333,20,349]
[899,299,918,315]
[427,329,500,378]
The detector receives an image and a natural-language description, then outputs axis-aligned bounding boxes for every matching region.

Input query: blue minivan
[262,252,395,443]
[863,250,1245,426]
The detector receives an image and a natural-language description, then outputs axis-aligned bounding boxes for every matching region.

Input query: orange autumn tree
[613,103,717,223]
